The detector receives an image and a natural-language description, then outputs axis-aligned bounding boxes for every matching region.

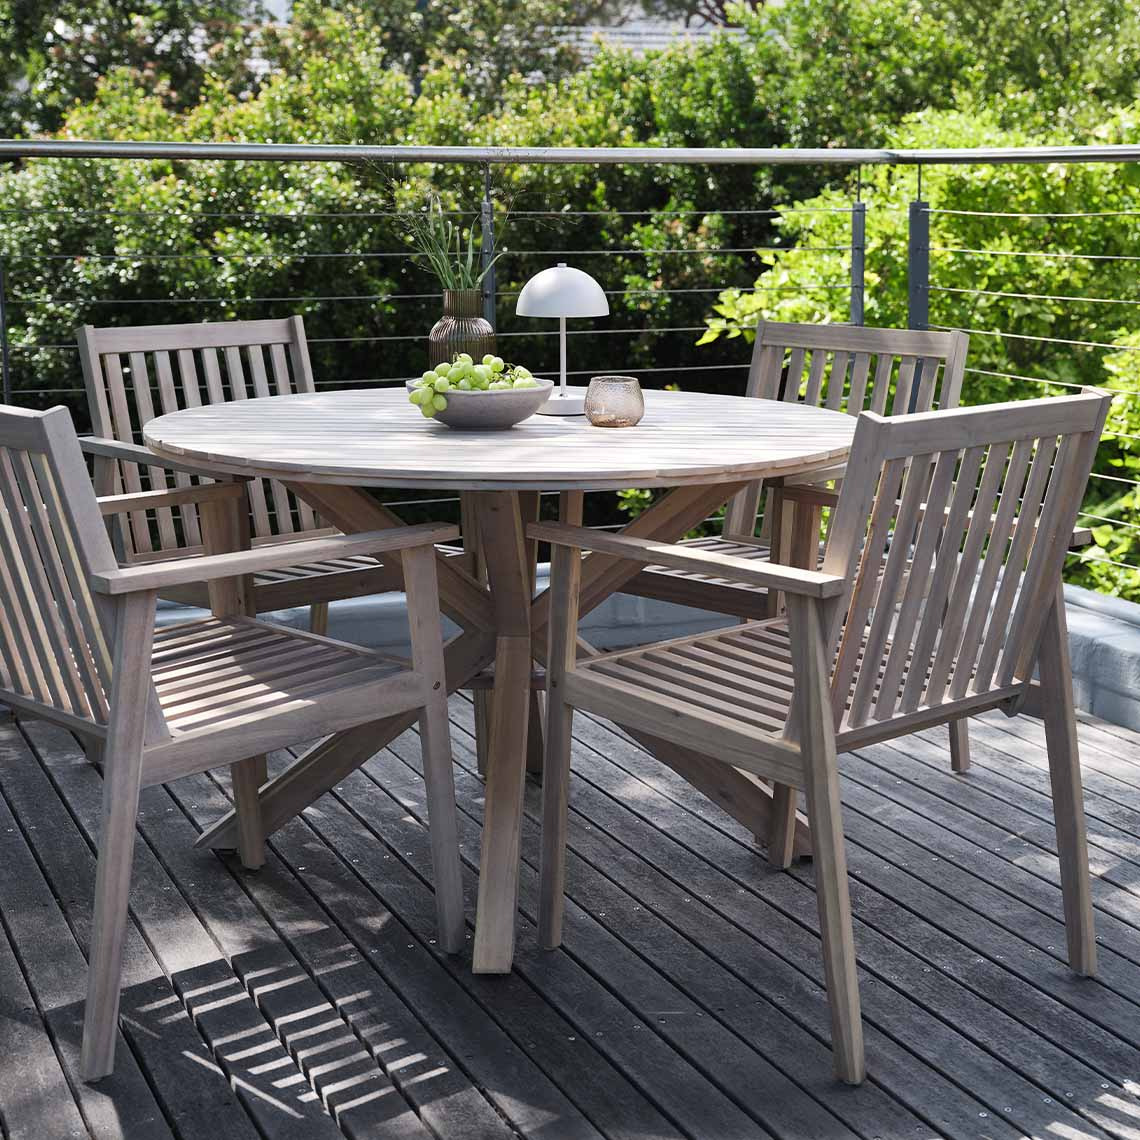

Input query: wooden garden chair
[78,317,407,635]
[532,389,1110,1085]
[624,321,969,619]
[0,403,464,1081]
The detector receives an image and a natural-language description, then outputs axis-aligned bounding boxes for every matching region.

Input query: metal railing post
[0,260,11,404]
[849,199,866,326]
[907,196,929,331]
[480,165,497,331]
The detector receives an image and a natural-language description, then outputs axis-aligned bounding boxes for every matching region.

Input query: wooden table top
[144,388,857,490]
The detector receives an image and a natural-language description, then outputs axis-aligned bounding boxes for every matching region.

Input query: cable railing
[0,140,1138,594]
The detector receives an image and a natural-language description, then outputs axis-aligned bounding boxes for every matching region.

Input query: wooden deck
[3,695,1140,1140]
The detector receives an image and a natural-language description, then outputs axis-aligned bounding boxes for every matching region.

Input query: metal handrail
[8,139,1140,165]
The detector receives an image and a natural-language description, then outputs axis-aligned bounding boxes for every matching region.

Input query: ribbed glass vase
[428,288,496,368]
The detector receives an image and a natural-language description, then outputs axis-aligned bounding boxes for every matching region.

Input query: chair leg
[804,757,865,1084]
[474,690,491,777]
[419,688,466,954]
[786,594,864,1085]
[1038,589,1097,976]
[539,697,574,949]
[526,690,546,776]
[767,783,798,870]
[231,758,265,870]
[82,592,155,1083]
[401,544,465,954]
[539,539,581,952]
[82,741,145,1082]
[949,717,970,773]
[310,602,329,636]
[85,736,106,772]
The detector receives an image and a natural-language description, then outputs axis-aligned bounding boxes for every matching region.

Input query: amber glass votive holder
[584,375,645,427]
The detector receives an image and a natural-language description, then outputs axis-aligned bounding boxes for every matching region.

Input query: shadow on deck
[2,696,1140,1140]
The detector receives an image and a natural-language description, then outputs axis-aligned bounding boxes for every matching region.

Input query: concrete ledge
[1063,584,1140,731]
[157,576,1140,732]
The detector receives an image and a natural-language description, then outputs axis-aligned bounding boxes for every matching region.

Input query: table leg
[472,491,532,973]
[519,490,545,776]
[461,491,493,778]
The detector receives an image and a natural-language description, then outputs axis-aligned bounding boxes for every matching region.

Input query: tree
[0,0,267,135]
[271,0,624,104]
[699,106,1140,597]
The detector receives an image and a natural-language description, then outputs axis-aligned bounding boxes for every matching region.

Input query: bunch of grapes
[408,353,540,418]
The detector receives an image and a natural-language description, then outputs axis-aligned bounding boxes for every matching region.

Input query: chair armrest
[772,483,840,510]
[80,435,240,481]
[97,482,246,517]
[92,522,460,595]
[529,522,845,599]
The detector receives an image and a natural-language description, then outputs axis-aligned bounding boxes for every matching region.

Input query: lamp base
[535,387,587,416]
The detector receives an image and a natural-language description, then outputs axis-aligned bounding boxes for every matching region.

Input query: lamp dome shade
[515,263,609,318]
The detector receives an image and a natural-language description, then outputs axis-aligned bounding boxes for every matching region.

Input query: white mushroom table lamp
[515,263,609,415]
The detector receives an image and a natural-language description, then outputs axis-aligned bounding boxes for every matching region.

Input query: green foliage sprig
[404,195,506,291]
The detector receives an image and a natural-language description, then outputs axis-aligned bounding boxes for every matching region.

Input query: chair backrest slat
[0,405,129,726]
[725,322,970,540]
[845,352,872,413]
[873,446,959,715]
[896,444,986,714]
[845,451,933,725]
[822,391,1110,734]
[921,441,1011,705]
[152,351,203,548]
[1001,425,1102,686]
[969,433,1059,694]
[78,317,317,561]
[0,448,92,715]
[827,451,906,714]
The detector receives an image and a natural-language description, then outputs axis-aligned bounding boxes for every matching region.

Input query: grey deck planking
[0,700,1138,1139]
[519,708,1127,1140]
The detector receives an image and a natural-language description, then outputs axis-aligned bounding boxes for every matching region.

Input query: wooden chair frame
[533,390,1110,1085]
[624,321,970,620]
[0,403,464,1082]
[77,317,407,633]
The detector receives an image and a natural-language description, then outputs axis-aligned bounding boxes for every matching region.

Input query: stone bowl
[405,377,553,430]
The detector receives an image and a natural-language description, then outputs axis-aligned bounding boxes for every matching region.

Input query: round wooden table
[146,388,856,972]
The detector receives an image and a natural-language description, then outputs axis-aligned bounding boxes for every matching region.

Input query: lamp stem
[559,315,567,397]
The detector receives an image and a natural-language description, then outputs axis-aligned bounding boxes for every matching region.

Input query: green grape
[408,387,428,405]
[420,403,436,418]
[455,352,473,365]
[457,377,472,390]
[513,377,538,388]
[481,353,495,366]
[432,394,448,411]
[491,356,505,372]
[435,361,451,377]
[513,365,532,379]
[473,364,491,382]
[420,370,436,384]
[489,379,510,390]
[433,377,450,392]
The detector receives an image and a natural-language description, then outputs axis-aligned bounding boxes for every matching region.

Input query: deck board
[3,699,1140,1139]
